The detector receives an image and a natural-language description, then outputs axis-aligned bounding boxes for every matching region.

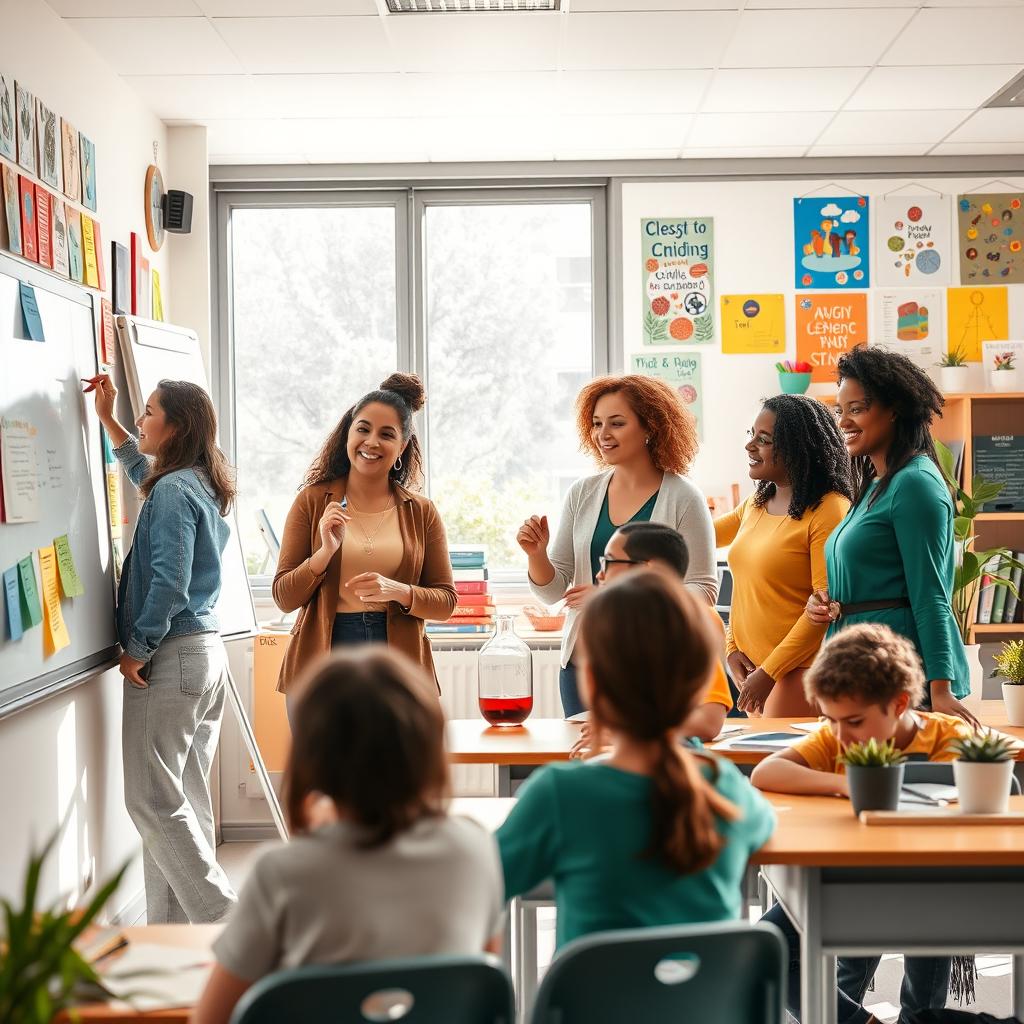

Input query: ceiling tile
[197,0,373,13]
[806,142,932,156]
[562,12,735,70]
[682,145,809,157]
[404,72,558,116]
[721,9,914,68]
[208,153,310,164]
[571,0,739,9]
[555,149,684,160]
[386,14,560,72]
[883,7,1024,65]
[943,107,1024,143]
[554,113,691,151]
[213,16,396,73]
[702,68,866,113]
[747,0,918,7]
[248,74,413,118]
[49,0,201,13]
[559,70,710,113]
[816,109,969,146]
[421,115,556,161]
[65,17,244,74]
[924,0,1024,6]
[688,111,832,147]
[930,141,1024,155]
[846,65,1023,110]
[123,75,257,119]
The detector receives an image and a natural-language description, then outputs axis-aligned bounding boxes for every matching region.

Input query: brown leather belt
[829,597,910,621]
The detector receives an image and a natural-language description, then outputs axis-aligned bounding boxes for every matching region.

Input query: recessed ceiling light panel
[385,0,560,11]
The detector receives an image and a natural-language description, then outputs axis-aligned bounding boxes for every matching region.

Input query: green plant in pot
[994,639,1024,727]
[837,738,907,816]
[0,831,128,1024]
[936,346,969,393]
[949,729,1018,814]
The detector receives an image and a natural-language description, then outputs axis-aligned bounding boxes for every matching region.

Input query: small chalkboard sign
[974,434,1024,512]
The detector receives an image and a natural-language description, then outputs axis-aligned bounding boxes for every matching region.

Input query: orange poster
[795,293,868,383]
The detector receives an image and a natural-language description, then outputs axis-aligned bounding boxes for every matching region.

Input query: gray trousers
[122,631,237,924]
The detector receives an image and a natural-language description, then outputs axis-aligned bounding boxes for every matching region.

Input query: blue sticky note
[19,282,45,342]
[4,566,22,641]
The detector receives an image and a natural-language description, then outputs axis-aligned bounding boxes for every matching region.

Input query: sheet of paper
[790,721,827,733]
[53,534,85,597]
[1,417,40,523]
[100,943,213,1011]
[37,545,70,655]
[18,281,45,342]
[4,565,22,640]
[17,555,42,627]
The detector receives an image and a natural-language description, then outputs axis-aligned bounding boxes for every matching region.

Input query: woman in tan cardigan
[273,374,456,712]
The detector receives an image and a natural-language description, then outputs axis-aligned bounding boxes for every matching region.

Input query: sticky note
[18,282,45,342]
[53,535,85,597]
[17,555,42,627]
[4,566,22,641]
[38,545,70,655]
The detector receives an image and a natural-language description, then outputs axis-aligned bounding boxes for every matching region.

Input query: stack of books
[426,545,496,636]
[977,552,1024,625]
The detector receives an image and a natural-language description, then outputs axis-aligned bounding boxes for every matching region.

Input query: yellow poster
[947,286,1008,362]
[721,294,785,354]
[81,215,99,288]
[38,545,70,655]
[152,270,164,321]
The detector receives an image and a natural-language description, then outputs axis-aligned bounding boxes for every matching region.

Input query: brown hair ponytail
[579,571,741,874]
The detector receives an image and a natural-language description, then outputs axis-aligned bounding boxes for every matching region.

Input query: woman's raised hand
[317,501,350,556]
[516,514,550,556]
[82,373,117,423]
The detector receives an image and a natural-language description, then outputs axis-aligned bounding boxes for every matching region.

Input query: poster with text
[794,195,869,290]
[947,286,1008,361]
[872,289,944,371]
[631,351,703,439]
[876,194,950,287]
[720,294,785,354]
[642,217,714,345]
[957,192,1023,285]
[795,293,868,383]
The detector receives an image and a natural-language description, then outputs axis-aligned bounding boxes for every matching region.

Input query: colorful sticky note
[4,566,22,641]
[18,282,45,342]
[38,545,70,655]
[17,555,42,627]
[53,534,85,598]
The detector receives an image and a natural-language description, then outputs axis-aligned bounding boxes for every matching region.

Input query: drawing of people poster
[872,289,944,371]
[631,351,703,439]
[957,192,1023,284]
[642,217,714,345]
[793,195,869,290]
[876,194,950,286]
[947,286,1008,361]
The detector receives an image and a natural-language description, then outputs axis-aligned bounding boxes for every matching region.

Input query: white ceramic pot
[953,759,1014,814]
[991,368,1021,392]
[1003,682,1024,727]
[939,366,970,393]
[964,643,983,697]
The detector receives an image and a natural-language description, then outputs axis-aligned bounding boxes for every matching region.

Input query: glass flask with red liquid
[478,614,533,727]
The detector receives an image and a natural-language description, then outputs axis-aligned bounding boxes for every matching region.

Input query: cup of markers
[776,360,813,394]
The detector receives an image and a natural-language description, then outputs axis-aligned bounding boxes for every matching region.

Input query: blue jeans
[559,660,585,718]
[763,903,950,1023]
[331,611,388,647]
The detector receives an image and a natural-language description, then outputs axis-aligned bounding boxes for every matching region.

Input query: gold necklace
[346,499,395,555]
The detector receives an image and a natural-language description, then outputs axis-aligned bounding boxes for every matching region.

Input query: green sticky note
[53,535,85,597]
[17,556,42,627]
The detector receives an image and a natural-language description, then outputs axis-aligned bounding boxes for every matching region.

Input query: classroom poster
[631,352,703,439]
[795,293,868,383]
[65,203,83,283]
[876,194,950,286]
[2,163,21,256]
[957,192,1023,284]
[981,339,1024,385]
[794,195,869,290]
[947,286,1008,361]
[61,119,80,203]
[720,294,785,354]
[0,74,15,161]
[35,98,61,192]
[0,416,41,523]
[642,217,714,345]
[872,289,943,371]
[14,81,36,175]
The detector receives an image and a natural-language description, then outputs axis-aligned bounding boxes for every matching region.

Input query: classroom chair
[229,954,515,1024]
[529,921,787,1024]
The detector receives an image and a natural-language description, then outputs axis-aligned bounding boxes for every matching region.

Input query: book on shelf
[455,580,489,596]
[453,603,495,618]
[425,623,492,635]
[450,553,487,569]
[441,615,494,626]
[453,568,488,582]
[1004,555,1024,624]
[991,569,1009,626]
[977,572,996,624]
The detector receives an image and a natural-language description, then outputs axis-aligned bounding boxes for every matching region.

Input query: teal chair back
[230,954,515,1024]
[529,922,786,1024]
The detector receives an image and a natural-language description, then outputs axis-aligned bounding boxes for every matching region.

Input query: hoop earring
[644,437,650,446]
[393,456,403,472]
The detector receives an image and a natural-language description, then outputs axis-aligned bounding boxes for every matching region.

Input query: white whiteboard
[0,257,118,716]
[114,315,256,640]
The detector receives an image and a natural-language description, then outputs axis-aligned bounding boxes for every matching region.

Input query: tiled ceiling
[46,0,1024,164]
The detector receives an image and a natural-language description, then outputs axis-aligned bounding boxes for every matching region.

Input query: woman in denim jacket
[86,373,238,925]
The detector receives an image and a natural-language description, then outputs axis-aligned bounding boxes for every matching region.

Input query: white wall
[621,176,1024,505]
[0,0,181,918]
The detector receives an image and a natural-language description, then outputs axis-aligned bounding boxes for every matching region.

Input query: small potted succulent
[991,350,1020,392]
[950,729,1017,814]
[936,346,970,393]
[837,738,906,816]
[994,639,1024,726]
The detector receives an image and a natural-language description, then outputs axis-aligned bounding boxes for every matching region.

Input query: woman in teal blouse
[807,345,978,727]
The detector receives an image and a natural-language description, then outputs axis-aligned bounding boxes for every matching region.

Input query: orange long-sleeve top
[714,492,850,681]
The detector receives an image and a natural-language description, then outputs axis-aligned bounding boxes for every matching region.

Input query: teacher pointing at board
[85,373,238,925]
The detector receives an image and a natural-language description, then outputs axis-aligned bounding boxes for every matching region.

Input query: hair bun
[379,372,425,413]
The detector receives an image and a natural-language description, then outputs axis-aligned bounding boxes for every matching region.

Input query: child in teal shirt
[497,571,775,948]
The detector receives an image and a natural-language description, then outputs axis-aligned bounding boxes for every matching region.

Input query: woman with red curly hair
[517,374,717,717]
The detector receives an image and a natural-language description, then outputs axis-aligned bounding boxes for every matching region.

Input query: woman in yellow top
[714,394,852,716]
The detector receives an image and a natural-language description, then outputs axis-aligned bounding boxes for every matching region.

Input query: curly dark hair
[751,394,852,519]
[303,373,425,491]
[835,345,944,508]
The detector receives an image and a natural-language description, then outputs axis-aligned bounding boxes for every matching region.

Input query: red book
[92,218,106,292]
[455,581,489,596]
[453,603,496,618]
[18,176,38,262]
[35,186,52,269]
[444,616,495,626]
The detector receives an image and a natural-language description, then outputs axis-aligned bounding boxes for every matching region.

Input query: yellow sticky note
[81,215,99,288]
[721,294,786,354]
[38,545,70,656]
[947,286,1008,362]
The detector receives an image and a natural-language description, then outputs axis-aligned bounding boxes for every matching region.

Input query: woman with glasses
[714,394,852,716]
[517,374,716,718]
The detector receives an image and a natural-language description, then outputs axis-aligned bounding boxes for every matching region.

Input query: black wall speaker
[162,189,194,233]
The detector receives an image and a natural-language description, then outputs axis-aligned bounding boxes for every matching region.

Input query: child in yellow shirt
[754,623,971,1024]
